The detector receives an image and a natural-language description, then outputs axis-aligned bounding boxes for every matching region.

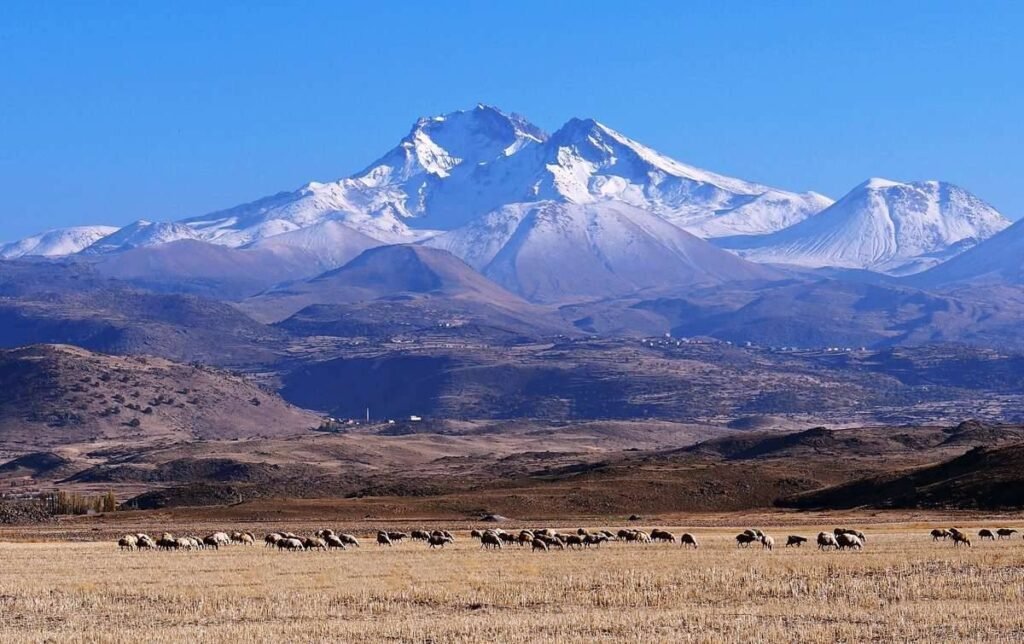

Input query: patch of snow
[426,201,778,302]
[82,220,200,254]
[0,226,119,258]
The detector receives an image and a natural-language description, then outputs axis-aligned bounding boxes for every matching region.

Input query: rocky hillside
[0,344,318,446]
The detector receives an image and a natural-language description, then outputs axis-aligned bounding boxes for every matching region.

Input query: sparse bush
[42,490,117,515]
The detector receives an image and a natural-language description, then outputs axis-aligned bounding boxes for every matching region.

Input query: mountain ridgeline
[0,104,1021,352]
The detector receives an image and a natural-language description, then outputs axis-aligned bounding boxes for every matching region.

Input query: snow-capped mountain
[716,179,1011,274]
[0,226,119,259]
[912,216,1024,287]
[180,105,545,245]
[82,220,200,254]
[427,117,832,235]
[426,201,781,302]
[175,106,826,242]
[3,105,1010,299]
[3,106,829,264]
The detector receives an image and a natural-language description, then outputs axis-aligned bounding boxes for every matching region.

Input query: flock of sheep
[930,527,1019,547]
[117,531,255,550]
[114,526,875,553]
[115,524,1024,553]
[734,528,866,551]
[463,527,699,551]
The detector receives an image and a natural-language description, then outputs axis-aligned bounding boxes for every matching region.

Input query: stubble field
[2,522,1024,642]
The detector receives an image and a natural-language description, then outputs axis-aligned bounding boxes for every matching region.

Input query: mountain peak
[82,220,200,255]
[0,226,119,259]
[719,178,1011,274]
[355,105,547,186]
[859,177,905,190]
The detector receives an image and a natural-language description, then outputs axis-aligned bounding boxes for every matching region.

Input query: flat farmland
[2,522,1024,642]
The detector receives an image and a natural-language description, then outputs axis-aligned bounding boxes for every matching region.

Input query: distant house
[409,415,422,422]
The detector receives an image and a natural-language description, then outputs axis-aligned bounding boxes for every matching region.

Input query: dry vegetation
[2,521,1023,642]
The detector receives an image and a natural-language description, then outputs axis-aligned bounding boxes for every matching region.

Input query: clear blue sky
[1,1,1022,239]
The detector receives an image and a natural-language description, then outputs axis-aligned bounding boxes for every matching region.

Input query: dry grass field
[2,521,1024,642]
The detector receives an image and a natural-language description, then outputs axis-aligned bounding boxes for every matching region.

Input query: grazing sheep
[411,530,430,541]
[277,537,304,551]
[480,531,503,549]
[135,535,156,550]
[577,528,589,536]
[760,535,775,551]
[931,528,950,541]
[518,531,534,546]
[315,529,336,538]
[539,535,564,550]
[786,535,808,548]
[386,532,407,543]
[325,535,347,550]
[118,535,138,551]
[304,537,327,551]
[531,537,549,552]
[834,528,866,542]
[209,532,230,545]
[680,533,698,549]
[836,533,863,550]
[650,529,676,543]
[616,529,632,540]
[979,529,996,541]
[996,528,1018,539]
[498,532,516,545]
[156,533,176,550]
[565,534,585,549]
[376,532,393,547]
[265,533,283,547]
[952,532,971,548]
[470,529,482,539]
[817,532,838,550]
[736,532,758,548]
[174,537,194,551]
[339,533,360,547]
[584,534,608,548]
[428,534,454,548]
[202,535,222,550]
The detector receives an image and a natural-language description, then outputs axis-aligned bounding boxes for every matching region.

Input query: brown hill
[678,422,1024,461]
[242,245,566,338]
[0,344,318,447]
[778,442,1024,510]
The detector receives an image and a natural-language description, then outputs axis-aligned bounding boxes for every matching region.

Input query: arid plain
[2,517,1024,642]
